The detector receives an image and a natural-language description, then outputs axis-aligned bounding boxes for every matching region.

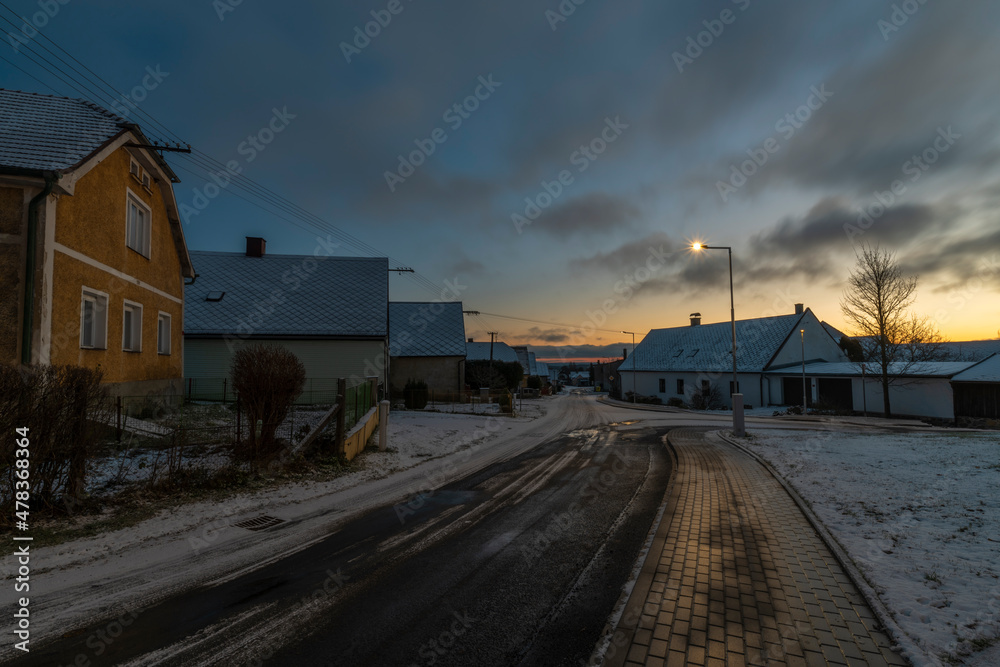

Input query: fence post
[222,378,227,405]
[188,378,192,401]
[116,396,122,442]
[379,400,389,451]
[236,398,241,445]
[335,378,347,456]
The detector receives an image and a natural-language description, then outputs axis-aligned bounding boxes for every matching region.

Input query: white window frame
[122,300,143,352]
[126,188,152,258]
[80,287,109,350]
[157,311,171,355]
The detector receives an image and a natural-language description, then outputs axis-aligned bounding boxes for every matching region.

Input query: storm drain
[233,515,285,531]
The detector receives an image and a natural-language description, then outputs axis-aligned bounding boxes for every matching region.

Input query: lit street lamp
[622,330,636,403]
[691,242,744,437]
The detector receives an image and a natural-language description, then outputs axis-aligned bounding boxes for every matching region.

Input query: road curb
[714,430,927,667]
[595,429,683,667]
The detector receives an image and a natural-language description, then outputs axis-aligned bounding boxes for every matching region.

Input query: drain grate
[233,515,285,531]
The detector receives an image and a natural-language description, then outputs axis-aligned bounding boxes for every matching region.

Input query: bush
[0,363,112,518]
[230,344,305,469]
[403,379,429,410]
[526,375,542,390]
[465,360,523,391]
[690,384,725,410]
[666,397,686,408]
[624,391,663,405]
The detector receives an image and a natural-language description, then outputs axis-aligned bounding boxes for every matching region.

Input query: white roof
[465,341,519,363]
[765,361,981,378]
[952,354,1000,382]
[619,313,806,373]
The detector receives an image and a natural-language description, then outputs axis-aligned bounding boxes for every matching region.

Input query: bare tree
[840,244,938,417]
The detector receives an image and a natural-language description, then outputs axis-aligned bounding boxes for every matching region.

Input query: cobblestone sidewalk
[605,428,908,667]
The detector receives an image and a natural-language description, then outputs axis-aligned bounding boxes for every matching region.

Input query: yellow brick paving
[609,429,908,667]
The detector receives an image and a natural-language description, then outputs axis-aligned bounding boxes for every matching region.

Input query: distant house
[618,306,848,408]
[0,89,195,397]
[512,345,532,378]
[183,238,388,397]
[388,301,466,393]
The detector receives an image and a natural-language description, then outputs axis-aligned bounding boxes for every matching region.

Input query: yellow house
[0,89,195,397]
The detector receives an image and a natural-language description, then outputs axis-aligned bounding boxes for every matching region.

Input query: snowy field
[741,429,1000,665]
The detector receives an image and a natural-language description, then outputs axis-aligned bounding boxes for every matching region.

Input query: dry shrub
[0,363,111,519]
[230,344,305,469]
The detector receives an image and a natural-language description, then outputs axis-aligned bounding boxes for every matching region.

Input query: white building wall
[619,370,764,408]
[768,311,848,369]
[852,377,955,419]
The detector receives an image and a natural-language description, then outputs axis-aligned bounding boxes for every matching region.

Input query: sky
[2,0,999,362]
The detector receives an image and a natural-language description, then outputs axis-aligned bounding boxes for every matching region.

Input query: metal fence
[182,377,359,405]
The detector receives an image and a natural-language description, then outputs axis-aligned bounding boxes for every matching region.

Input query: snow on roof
[934,340,1000,362]
[528,352,538,376]
[185,252,388,337]
[765,360,980,378]
[535,361,549,378]
[465,341,519,363]
[0,89,127,173]
[619,313,804,373]
[951,353,1000,382]
[388,302,466,357]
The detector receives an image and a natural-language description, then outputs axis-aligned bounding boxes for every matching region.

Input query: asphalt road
[13,394,673,666]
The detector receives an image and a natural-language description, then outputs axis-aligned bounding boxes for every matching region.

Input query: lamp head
[691,242,703,251]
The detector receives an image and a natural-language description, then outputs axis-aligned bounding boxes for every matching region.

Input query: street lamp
[622,330,636,403]
[690,242,744,436]
[800,329,807,416]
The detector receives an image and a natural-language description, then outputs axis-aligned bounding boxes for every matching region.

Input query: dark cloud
[532,192,640,237]
[569,232,677,273]
[526,327,571,343]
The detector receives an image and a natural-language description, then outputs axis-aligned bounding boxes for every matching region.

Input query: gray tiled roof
[952,354,1000,382]
[466,341,519,363]
[0,89,127,172]
[528,352,538,376]
[185,252,387,337]
[389,302,467,357]
[933,340,1000,362]
[619,313,804,373]
[765,360,979,378]
[535,361,549,378]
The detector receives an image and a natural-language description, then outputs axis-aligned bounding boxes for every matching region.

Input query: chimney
[690,312,701,326]
[468,337,474,343]
[795,303,804,315]
[623,347,628,359]
[245,237,266,257]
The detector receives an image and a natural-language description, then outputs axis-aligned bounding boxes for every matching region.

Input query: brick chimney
[690,312,701,326]
[795,303,804,314]
[468,337,474,343]
[246,237,266,257]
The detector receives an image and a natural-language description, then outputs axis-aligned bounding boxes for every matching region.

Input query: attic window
[205,291,225,302]
[688,348,700,357]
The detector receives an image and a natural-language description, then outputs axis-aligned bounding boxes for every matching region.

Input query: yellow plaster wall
[55,148,183,297]
[46,147,185,387]
[48,252,183,384]
[0,186,22,235]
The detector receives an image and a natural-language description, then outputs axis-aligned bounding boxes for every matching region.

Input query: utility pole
[488,331,498,390]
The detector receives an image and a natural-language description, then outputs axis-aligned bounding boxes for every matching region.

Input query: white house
[183,238,388,399]
[617,305,848,408]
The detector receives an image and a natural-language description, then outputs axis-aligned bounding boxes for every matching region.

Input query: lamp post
[691,242,744,436]
[800,329,807,416]
[622,330,636,403]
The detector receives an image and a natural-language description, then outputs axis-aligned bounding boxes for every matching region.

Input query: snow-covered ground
[741,429,1000,665]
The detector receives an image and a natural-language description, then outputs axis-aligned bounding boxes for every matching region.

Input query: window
[122,301,142,352]
[157,312,171,355]
[658,378,666,393]
[205,291,225,302]
[729,381,741,394]
[676,379,684,394]
[126,190,151,257]
[80,288,108,349]
[130,158,152,191]
[701,380,710,396]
